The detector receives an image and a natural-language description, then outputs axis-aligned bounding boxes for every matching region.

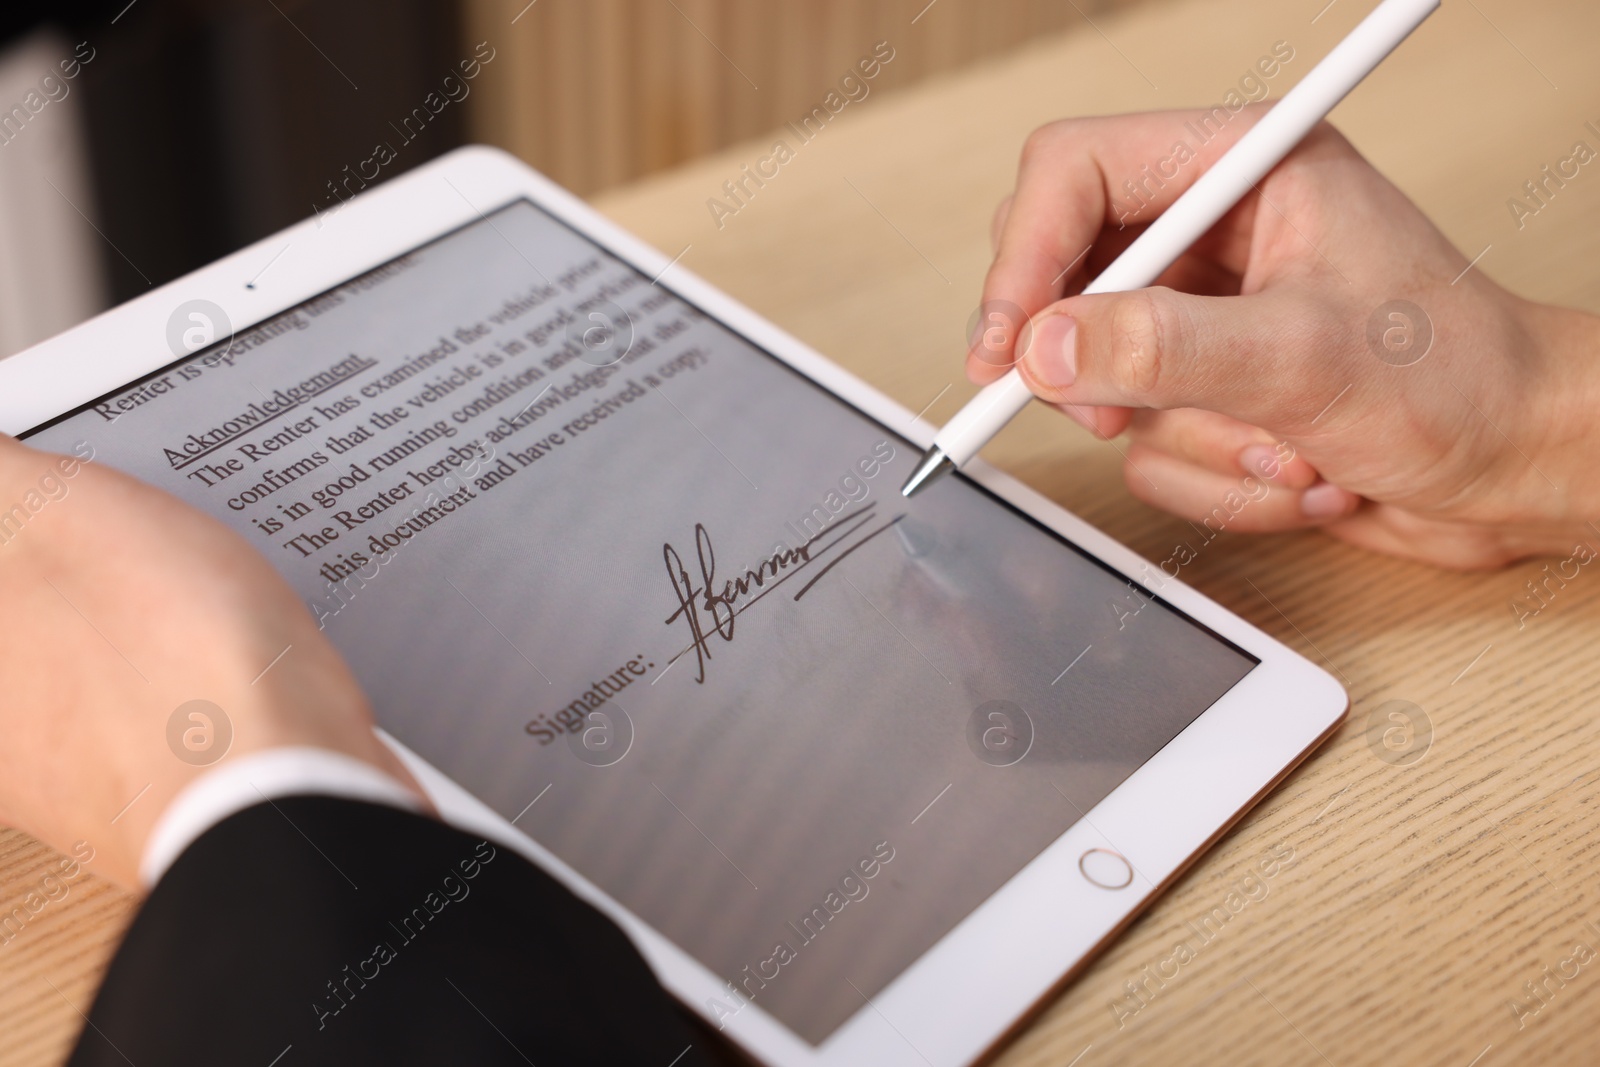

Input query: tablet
[2,147,1346,1067]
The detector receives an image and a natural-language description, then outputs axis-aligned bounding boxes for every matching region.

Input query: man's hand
[970,108,1600,568]
[0,435,422,889]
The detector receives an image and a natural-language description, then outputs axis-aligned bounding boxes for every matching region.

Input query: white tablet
[3,147,1345,1067]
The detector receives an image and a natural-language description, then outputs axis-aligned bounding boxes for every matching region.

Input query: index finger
[967,106,1271,384]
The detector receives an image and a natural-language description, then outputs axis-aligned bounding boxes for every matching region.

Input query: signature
[662,503,906,683]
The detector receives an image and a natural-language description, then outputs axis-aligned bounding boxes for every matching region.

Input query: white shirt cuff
[139,747,424,889]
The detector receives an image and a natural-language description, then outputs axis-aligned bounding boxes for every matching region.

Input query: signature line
[791,515,908,601]
[662,503,891,669]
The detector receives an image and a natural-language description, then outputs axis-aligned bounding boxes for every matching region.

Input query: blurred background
[0,0,1155,357]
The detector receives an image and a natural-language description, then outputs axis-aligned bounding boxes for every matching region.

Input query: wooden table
[7,0,1600,1063]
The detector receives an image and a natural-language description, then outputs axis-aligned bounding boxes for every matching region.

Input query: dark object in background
[6,0,467,302]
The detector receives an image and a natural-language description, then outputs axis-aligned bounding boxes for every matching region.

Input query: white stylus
[901,0,1440,497]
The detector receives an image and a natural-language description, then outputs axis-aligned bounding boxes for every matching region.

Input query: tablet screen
[25,199,1255,1044]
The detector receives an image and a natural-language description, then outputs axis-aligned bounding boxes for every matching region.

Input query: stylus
[900,0,1441,498]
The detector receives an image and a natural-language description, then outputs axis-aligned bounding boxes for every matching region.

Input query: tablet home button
[1078,848,1134,890]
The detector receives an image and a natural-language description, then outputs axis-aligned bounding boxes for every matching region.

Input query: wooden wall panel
[462,0,1156,195]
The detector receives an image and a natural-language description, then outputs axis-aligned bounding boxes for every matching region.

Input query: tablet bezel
[0,146,1347,1067]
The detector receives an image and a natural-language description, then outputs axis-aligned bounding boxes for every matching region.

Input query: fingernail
[1028,315,1077,389]
[1301,482,1352,519]
[1240,444,1283,482]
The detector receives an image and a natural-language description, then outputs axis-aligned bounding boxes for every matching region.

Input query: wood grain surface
[5,0,1598,1064]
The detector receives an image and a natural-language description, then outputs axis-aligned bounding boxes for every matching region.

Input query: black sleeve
[68,796,716,1067]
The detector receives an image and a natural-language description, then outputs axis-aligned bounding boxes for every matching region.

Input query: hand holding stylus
[902,0,1442,501]
[957,105,1600,569]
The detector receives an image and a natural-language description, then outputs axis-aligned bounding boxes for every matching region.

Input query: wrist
[138,746,426,888]
[92,672,416,892]
[1504,297,1600,555]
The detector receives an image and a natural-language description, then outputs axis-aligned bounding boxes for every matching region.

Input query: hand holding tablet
[0,434,418,889]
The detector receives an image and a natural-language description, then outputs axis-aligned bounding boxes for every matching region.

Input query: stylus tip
[901,446,954,498]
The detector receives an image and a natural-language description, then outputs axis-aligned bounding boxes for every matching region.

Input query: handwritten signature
[662,503,906,683]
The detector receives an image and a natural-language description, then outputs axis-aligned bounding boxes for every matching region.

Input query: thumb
[1014,286,1341,430]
